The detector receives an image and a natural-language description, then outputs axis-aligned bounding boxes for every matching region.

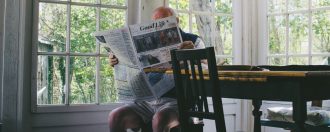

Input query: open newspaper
[94,16,182,101]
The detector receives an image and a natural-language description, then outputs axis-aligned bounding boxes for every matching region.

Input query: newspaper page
[129,16,182,68]
[113,64,154,102]
[94,28,138,67]
[94,16,180,101]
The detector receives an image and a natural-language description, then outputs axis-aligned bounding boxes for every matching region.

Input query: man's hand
[178,41,194,49]
[108,53,119,67]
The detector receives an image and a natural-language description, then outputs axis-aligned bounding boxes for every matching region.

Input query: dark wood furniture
[216,66,330,132]
[171,47,227,132]
[256,65,330,132]
[165,65,330,132]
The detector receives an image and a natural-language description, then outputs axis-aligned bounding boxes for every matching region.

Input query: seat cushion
[266,106,330,126]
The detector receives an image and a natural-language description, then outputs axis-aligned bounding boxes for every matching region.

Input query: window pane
[177,13,189,32]
[191,0,211,12]
[70,6,96,53]
[288,57,308,65]
[191,15,199,35]
[268,15,286,54]
[215,0,232,14]
[312,56,330,65]
[225,58,233,65]
[268,0,286,13]
[100,8,126,54]
[289,14,309,54]
[169,0,177,10]
[312,10,330,53]
[288,0,308,11]
[70,57,96,104]
[312,0,330,8]
[38,3,66,52]
[215,16,233,55]
[100,57,117,103]
[100,8,126,31]
[100,46,111,54]
[72,0,96,3]
[101,0,126,6]
[192,14,212,47]
[268,57,286,65]
[37,56,66,105]
[169,0,189,10]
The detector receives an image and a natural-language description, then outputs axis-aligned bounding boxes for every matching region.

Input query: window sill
[33,103,125,113]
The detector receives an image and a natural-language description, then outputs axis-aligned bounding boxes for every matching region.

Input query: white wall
[139,0,164,23]
[0,0,5,123]
[2,0,20,131]
[127,0,140,25]
[1,0,33,132]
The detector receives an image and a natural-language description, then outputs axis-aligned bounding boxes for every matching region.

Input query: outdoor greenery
[37,1,126,104]
[268,0,330,65]
[170,0,233,64]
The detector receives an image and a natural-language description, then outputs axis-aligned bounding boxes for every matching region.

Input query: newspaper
[94,16,182,101]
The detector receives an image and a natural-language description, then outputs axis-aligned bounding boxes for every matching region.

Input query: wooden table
[159,66,330,132]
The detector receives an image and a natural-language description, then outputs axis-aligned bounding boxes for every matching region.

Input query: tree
[190,0,232,63]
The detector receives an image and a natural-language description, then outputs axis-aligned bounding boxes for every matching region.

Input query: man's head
[152,7,177,20]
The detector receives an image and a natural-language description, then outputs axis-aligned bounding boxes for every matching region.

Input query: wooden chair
[170,47,226,132]
[257,65,330,132]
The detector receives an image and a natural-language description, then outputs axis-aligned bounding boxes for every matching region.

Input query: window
[33,0,127,111]
[169,0,238,64]
[266,0,330,65]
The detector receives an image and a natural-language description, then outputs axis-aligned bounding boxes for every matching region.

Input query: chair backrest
[171,47,226,132]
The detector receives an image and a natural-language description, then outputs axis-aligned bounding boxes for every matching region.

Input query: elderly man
[108,6,205,132]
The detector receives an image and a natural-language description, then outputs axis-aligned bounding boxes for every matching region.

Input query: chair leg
[252,100,262,132]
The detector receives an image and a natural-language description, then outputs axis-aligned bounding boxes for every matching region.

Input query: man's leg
[152,108,179,132]
[108,106,144,132]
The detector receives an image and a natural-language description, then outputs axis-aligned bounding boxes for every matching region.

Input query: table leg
[252,100,262,132]
[292,100,307,132]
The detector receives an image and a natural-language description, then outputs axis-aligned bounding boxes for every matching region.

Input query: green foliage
[169,0,189,10]
[216,0,232,13]
[70,6,96,53]
[268,0,330,65]
[312,10,330,53]
[37,2,126,104]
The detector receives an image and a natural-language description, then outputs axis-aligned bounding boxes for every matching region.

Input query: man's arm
[178,41,195,49]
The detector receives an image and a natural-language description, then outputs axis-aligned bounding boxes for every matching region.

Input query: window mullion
[65,1,71,105]
[95,0,101,104]
[32,0,41,112]
[39,0,127,9]
[285,0,289,65]
[308,0,312,64]
[211,0,215,49]
[175,0,178,10]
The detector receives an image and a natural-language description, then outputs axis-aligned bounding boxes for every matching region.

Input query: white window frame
[169,0,242,65]
[31,0,128,113]
[258,0,330,65]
